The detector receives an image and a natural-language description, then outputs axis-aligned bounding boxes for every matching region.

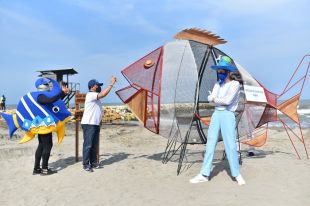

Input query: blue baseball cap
[88,79,103,88]
[35,78,51,88]
[211,56,238,72]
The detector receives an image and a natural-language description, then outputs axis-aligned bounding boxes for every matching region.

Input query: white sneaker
[235,174,246,185]
[189,174,209,184]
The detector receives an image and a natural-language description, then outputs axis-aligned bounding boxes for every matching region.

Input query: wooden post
[74,91,86,162]
[75,119,79,162]
[97,137,100,164]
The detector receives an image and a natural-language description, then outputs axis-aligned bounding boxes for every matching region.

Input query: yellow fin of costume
[30,125,56,134]
[19,132,36,144]
[56,125,65,144]
[56,116,72,144]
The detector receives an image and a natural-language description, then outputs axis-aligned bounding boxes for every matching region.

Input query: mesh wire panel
[238,103,265,141]
[241,126,268,147]
[236,63,261,87]
[122,47,162,94]
[212,47,236,67]
[146,92,159,133]
[233,62,270,141]
[153,53,163,95]
[159,40,198,142]
[257,104,278,127]
[198,52,218,102]
[117,46,163,133]
[145,52,162,133]
[116,85,140,103]
[186,123,204,144]
[159,41,185,140]
[173,40,198,142]
[188,40,209,72]
[264,89,278,106]
[152,94,159,129]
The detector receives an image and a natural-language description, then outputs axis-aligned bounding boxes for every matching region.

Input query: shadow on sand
[99,152,131,166]
[49,156,78,171]
[49,152,132,171]
[142,148,294,175]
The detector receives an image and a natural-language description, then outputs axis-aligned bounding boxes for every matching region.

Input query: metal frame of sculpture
[116,28,309,174]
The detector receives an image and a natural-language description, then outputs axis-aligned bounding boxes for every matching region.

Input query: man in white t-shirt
[81,76,117,172]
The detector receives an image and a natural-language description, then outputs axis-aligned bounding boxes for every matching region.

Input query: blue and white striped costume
[0,78,71,144]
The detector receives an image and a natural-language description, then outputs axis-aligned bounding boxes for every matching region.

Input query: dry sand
[0,121,310,206]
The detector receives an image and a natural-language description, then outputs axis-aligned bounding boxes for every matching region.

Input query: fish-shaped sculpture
[116,28,309,173]
[0,78,72,144]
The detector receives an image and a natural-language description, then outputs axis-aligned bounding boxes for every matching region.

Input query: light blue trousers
[200,110,240,177]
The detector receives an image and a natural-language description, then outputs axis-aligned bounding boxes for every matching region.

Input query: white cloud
[67,0,133,14]
[165,0,296,14]
[63,0,166,35]
[0,7,83,58]
[209,0,295,15]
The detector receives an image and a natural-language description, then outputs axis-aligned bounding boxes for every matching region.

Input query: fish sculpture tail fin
[274,55,310,159]
[0,113,18,138]
[278,55,310,98]
[276,55,310,122]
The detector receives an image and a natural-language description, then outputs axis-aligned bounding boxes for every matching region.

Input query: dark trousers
[34,133,53,169]
[0,103,5,111]
[82,124,100,168]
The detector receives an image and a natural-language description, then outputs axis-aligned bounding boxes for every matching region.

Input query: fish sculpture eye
[144,59,154,69]
[52,106,60,113]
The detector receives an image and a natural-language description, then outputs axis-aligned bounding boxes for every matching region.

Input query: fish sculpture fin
[277,93,301,124]
[175,28,227,46]
[19,132,35,144]
[0,113,18,138]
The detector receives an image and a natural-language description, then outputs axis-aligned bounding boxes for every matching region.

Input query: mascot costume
[0,77,72,144]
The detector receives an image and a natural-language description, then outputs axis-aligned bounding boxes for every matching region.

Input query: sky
[0,0,309,104]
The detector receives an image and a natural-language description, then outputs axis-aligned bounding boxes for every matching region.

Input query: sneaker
[91,164,103,169]
[40,168,57,176]
[248,151,255,157]
[235,174,246,185]
[189,174,209,184]
[83,167,94,172]
[32,168,42,175]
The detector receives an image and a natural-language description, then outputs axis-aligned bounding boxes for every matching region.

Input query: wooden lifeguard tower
[37,68,79,107]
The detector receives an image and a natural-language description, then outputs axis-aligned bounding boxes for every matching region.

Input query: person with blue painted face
[190,56,246,185]
[81,76,117,172]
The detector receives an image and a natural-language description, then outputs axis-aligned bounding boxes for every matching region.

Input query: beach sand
[0,121,310,206]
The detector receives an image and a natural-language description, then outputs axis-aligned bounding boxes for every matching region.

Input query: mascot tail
[0,113,18,138]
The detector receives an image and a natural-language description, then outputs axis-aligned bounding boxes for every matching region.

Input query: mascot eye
[52,106,60,113]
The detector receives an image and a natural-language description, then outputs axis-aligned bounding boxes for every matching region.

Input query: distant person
[61,82,69,100]
[0,95,6,111]
[81,76,117,172]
